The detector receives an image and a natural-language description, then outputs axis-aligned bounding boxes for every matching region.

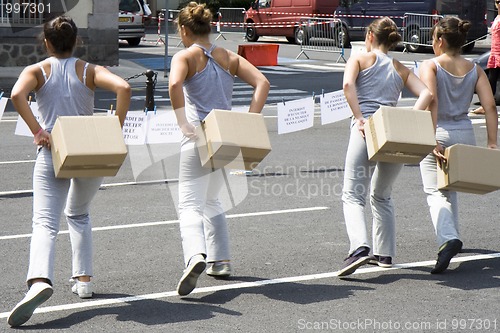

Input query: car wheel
[336,24,350,48]
[295,27,309,45]
[405,27,423,53]
[127,38,141,46]
[245,25,259,42]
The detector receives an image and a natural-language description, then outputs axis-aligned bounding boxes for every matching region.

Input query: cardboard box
[50,116,128,178]
[195,110,271,170]
[437,144,500,194]
[365,106,435,163]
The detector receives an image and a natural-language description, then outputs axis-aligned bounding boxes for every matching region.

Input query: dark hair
[431,16,471,51]
[366,17,402,50]
[177,2,212,36]
[43,16,78,54]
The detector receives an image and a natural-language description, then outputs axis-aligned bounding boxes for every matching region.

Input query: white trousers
[28,147,102,284]
[178,141,230,266]
[419,127,475,247]
[342,124,403,257]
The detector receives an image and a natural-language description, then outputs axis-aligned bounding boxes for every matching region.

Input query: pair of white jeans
[28,147,102,284]
[419,126,475,247]
[342,124,403,257]
[178,140,230,266]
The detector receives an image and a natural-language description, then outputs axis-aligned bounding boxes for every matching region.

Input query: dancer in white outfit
[418,17,498,274]
[338,17,432,276]
[7,16,131,327]
[168,2,269,296]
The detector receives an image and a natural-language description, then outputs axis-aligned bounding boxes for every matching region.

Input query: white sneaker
[177,254,206,296]
[8,282,53,327]
[206,262,232,277]
[71,279,93,299]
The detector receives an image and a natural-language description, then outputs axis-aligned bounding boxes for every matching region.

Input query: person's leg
[203,168,232,277]
[420,150,458,246]
[341,124,373,255]
[488,67,500,97]
[65,176,103,298]
[419,128,475,273]
[28,148,70,284]
[176,141,209,295]
[178,141,211,265]
[9,148,66,327]
[203,168,230,263]
[370,161,403,259]
[338,124,373,276]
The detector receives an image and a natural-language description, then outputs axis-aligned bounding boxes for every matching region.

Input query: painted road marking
[0,206,330,241]
[1,252,498,319]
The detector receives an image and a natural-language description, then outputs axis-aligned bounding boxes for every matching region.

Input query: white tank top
[35,57,94,132]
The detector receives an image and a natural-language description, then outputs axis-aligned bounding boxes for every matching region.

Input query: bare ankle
[76,276,91,282]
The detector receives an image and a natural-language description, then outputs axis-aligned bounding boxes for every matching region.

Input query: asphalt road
[0,31,499,332]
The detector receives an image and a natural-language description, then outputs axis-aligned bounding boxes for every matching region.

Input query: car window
[259,0,271,8]
[120,0,140,12]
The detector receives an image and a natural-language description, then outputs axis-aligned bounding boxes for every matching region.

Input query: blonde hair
[177,2,212,35]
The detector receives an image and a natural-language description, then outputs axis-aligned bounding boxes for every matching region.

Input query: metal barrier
[156,9,182,47]
[216,7,246,40]
[402,12,443,53]
[296,17,345,63]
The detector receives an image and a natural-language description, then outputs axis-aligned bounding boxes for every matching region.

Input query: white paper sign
[413,61,420,77]
[122,111,147,145]
[277,97,315,134]
[320,90,352,125]
[146,111,183,144]
[0,97,8,119]
[15,102,42,137]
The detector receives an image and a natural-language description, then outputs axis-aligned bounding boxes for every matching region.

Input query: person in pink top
[473,0,500,114]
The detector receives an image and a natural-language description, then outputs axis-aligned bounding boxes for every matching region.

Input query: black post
[145,70,155,112]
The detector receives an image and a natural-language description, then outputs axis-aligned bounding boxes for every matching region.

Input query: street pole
[164,1,169,77]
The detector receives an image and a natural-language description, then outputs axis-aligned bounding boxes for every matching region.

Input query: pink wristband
[34,128,43,136]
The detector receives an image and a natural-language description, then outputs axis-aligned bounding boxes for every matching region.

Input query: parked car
[334,0,488,52]
[119,0,146,46]
[244,0,339,44]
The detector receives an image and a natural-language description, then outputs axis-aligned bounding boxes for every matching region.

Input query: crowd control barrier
[216,7,246,40]
[155,9,181,46]
[402,12,442,53]
[296,17,345,62]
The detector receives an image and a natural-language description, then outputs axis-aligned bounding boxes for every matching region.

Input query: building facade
[0,0,119,66]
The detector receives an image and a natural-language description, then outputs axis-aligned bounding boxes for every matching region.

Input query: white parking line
[0,206,330,241]
[1,252,498,319]
[0,160,35,165]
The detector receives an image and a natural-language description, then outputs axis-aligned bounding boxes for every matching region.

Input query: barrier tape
[155,18,339,29]
[234,10,404,19]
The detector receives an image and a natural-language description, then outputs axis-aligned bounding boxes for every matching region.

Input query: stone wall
[0,0,119,67]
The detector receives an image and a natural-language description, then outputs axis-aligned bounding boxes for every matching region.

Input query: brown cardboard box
[50,116,128,178]
[437,144,500,194]
[365,106,435,163]
[195,110,271,170]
